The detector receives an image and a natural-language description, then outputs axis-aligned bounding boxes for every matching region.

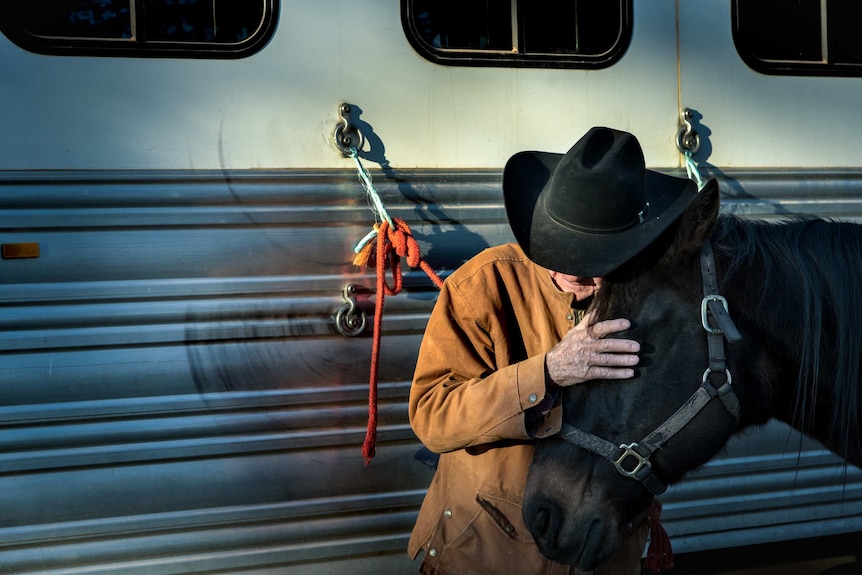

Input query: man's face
[548,271,603,301]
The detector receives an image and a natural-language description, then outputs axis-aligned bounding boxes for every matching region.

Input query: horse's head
[523,180,744,570]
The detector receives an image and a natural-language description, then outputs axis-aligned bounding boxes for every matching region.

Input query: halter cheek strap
[700,239,742,416]
[557,240,741,496]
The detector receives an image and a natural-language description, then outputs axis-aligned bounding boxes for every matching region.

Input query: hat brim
[503,150,698,277]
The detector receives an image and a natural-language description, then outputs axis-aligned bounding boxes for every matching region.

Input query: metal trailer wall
[1,168,861,574]
[1,1,861,573]
[0,169,443,574]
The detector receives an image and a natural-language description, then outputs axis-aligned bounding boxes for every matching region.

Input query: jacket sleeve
[409,279,562,454]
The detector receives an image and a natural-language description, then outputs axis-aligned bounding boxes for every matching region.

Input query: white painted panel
[679,0,862,168]
[0,1,681,170]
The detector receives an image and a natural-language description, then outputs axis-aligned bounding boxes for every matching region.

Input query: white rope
[684,151,706,191]
[349,147,393,253]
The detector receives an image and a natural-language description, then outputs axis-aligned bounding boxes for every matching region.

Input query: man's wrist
[544,356,562,391]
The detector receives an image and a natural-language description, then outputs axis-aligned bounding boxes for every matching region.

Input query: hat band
[548,202,650,235]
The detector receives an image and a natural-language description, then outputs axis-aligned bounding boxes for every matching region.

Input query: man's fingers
[591,351,640,367]
[595,337,640,353]
[587,366,636,380]
[588,317,631,337]
[548,314,640,387]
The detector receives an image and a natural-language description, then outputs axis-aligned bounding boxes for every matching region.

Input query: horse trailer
[0,1,860,573]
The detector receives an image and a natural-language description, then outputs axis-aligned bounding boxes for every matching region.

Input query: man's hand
[545,311,640,388]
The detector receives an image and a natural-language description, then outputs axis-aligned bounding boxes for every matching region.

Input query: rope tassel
[645,499,673,572]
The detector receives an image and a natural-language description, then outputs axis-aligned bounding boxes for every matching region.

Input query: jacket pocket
[475,493,531,542]
[423,492,557,575]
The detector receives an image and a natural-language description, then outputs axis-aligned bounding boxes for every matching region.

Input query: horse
[522,178,862,571]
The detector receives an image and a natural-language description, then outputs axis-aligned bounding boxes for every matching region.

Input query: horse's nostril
[525,497,568,559]
[533,506,551,536]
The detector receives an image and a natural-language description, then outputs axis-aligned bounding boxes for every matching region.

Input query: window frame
[732,0,862,77]
[400,0,632,69]
[0,0,278,59]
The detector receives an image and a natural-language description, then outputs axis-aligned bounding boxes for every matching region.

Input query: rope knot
[385,218,422,269]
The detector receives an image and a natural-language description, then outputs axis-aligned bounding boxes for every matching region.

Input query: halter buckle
[612,443,651,478]
[701,294,729,334]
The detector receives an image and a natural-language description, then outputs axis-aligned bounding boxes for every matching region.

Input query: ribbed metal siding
[0,169,506,574]
[0,168,860,572]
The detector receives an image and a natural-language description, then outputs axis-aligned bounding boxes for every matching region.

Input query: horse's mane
[715,216,862,459]
[594,214,862,462]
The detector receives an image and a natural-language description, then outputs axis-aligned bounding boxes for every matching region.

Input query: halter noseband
[558,240,742,496]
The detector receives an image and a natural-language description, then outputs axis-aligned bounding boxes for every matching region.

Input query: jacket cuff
[516,354,549,410]
[527,401,562,438]
[517,354,563,438]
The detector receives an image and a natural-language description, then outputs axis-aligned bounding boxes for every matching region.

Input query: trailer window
[0,0,277,58]
[733,0,862,76]
[401,0,631,69]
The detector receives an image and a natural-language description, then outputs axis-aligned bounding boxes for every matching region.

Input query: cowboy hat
[503,126,698,277]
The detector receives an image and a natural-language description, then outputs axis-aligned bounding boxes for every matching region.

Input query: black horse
[522,179,862,571]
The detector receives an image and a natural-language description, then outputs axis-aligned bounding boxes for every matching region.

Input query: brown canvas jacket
[408,243,646,574]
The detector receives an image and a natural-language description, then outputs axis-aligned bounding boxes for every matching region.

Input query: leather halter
[558,240,742,496]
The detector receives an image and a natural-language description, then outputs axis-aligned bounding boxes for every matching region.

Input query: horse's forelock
[592,219,697,322]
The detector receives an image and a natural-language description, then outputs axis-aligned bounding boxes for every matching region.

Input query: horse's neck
[716,219,862,468]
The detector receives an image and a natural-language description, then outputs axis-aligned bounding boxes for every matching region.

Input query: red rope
[645,499,673,572]
[361,218,443,465]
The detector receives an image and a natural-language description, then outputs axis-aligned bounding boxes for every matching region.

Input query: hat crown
[501,125,698,277]
[545,127,646,233]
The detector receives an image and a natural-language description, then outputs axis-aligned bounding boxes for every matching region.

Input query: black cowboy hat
[503,126,698,277]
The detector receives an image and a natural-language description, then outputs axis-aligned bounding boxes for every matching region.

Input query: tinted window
[826,1,862,65]
[11,1,134,39]
[402,0,631,69]
[733,0,862,75]
[0,0,276,58]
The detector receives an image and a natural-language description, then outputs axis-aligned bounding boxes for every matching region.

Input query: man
[408,127,698,574]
